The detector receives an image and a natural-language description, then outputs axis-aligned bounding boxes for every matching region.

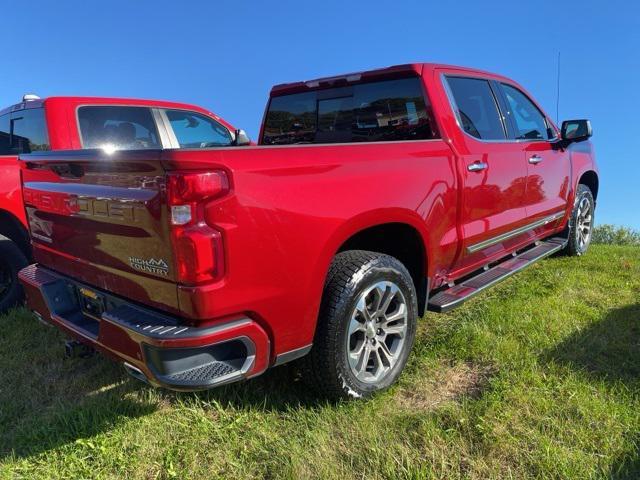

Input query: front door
[498,83,571,227]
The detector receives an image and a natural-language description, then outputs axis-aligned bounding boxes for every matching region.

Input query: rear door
[441,75,530,271]
[497,83,570,225]
[21,106,180,313]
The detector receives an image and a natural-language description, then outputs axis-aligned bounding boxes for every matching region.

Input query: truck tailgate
[20,150,180,313]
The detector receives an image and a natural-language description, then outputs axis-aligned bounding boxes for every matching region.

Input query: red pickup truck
[18,63,598,399]
[0,96,247,313]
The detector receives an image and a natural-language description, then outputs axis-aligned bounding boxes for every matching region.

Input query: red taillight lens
[167,171,229,285]
[173,226,225,284]
[168,171,229,204]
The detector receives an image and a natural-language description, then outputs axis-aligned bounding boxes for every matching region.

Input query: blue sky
[2,0,638,228]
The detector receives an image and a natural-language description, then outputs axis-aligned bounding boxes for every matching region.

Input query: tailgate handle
[26,162,86,179]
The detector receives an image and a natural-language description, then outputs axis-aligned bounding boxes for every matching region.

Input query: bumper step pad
[165,362,236,383]
[428,237,567,313]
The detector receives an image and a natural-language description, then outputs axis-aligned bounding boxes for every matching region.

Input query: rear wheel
[565,184,595,256]
[303,250,418,400]
[0,235,29,314]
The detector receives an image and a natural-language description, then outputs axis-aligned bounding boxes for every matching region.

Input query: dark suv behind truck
[19,63,598,398]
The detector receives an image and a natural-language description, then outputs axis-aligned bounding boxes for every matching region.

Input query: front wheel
[303,250,418,400]
[564,184,595,256]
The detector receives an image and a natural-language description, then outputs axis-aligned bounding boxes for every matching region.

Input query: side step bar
[428,237,567,313]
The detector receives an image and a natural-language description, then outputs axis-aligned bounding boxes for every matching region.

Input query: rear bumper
[19,264,270,391]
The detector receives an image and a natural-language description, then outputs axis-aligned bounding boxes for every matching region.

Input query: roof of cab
[269,62,513,96]
[0,96,234,130]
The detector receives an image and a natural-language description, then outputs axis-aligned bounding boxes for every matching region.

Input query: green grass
[1,244,639,479]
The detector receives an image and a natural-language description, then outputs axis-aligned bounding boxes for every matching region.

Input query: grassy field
[0,244,638,479]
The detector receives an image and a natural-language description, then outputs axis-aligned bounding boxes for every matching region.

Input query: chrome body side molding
[467,211,565,254]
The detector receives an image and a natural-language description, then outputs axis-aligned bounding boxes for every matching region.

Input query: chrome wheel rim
[576,196,593,250]
[346,281,408,384]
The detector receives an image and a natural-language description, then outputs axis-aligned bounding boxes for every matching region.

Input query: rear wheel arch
[0,210,31,260]
[333,222,429,316]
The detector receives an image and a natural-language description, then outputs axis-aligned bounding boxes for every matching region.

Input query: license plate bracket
[77,287,105,318]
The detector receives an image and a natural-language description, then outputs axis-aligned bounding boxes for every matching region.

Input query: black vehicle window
[445,77,506,140]
[165,109,232,148]
[501,84,550,140]
[316,96,353,143]
[352,78,437,142]
[78,106,161,150]
[261,77,439,144]
[0,114,10,155]
[4,108,51,154]
[262,92,317,145]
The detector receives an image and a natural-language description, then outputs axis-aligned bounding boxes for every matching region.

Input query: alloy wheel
[576,196,593,250]
[346,281,409,384]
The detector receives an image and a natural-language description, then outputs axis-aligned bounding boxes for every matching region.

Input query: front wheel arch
[578,170,599,201]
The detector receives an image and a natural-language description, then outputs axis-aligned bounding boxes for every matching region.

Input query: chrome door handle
[529,155,543,164]
[467,162,488,172]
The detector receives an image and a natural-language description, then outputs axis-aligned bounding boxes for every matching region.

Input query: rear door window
[261,77,439,144]
[78,106,161,150]
[165,110,232,148]
[500,84,551,140]
[1,108,51,154]
[0,114,10,155]
[445,77,506,140]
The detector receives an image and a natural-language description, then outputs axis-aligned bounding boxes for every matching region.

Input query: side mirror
[233,129,252,146]
[561,119,592,143]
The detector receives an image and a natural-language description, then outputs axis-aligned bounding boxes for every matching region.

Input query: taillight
[168,171,229,226]
[167,171,229,285]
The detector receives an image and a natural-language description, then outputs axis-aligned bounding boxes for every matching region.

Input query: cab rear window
[78,106,161,150]
[262,77,439,145]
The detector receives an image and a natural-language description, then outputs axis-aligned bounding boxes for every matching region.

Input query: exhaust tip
[124,363,150,385]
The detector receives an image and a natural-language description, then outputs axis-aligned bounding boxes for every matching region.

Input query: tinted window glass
[5,108,51,154]
[352,78,436,142]
[78,106,161,150]
[166,110,232,148]
[261,77,439,144]
[501,84,550,140]
[0,114,9,155]
[446,77,506,140]
[262,92,317,145]
[317,96,353,143]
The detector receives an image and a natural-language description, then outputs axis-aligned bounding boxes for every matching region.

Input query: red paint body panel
[0,155,26,224]
[14,63,599,380]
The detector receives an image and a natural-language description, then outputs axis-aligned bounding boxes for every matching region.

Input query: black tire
[0,235,29,314]
[564,184,595,257]
[303,250,418,400]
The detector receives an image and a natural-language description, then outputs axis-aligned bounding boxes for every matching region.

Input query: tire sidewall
[0,238,29,313]
[568,186,595,256]
[333,259,418,398]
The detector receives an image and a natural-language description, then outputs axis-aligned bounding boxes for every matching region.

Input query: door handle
[528,155,543,164]
[467,162,488,172]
